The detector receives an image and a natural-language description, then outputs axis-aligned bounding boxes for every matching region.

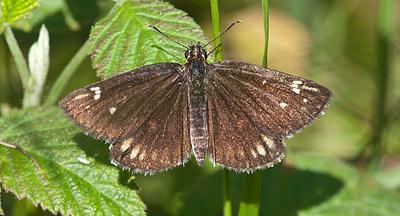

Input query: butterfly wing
[207,60,332,172]
[207,81,285,172]
[60,63,191,174]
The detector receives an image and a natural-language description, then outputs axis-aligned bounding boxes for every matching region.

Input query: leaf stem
[44,40,89,105]
[0,140,44,178]
[3,25,30,89]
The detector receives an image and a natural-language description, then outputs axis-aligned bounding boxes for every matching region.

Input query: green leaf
[0,0,41,33]
[176,153,400,215]
[15,0,82,32]
[89,0,210,79]
[0,107,146,215]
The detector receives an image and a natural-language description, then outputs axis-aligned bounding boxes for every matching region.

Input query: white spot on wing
[292,80,303,85]
[262,80,267,85]
[251,150,257,158]
[265,139,275,149]
[121,138,133,152]
[256,145,266,156]
[303,98,308,103]
[261,134,275,149]
[139,150,146,160]
[109,107,116,114]
[293,88,300,94]
[130,146,140,159]
[73,93,89,101]
[90,86,101,100]
[302,86,319,92]
[279,102,288,108]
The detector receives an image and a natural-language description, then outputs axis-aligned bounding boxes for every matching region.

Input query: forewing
[59,63,191,174]
[210,60,333,138]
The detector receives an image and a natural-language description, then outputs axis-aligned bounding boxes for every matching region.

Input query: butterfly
[59,21,333,174]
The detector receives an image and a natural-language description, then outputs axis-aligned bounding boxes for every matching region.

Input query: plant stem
[44,40,89,105]
[3,26,30,89]
[238,170,262,216]
[238,1,268,215]
[261,0,269,68]
[222,170,232,216]
[209,1,231,215]
[369,0,396,172]
[210,0,223,62]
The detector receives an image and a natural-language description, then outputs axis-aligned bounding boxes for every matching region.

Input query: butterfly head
[185,42,207,62]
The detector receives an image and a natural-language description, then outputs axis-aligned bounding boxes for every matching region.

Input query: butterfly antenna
[207,42,223,56]
[203,20,242,49]
[146,24,189,49]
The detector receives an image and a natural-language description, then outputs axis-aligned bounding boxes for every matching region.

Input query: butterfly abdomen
[187,59,209,166]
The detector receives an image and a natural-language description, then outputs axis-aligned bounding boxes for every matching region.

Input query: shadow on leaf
[73,133,140,190]
[73,133,111,166]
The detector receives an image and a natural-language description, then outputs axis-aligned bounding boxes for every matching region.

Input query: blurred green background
[1,0,399,215]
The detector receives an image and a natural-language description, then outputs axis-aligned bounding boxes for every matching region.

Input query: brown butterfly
[60,21,332,174]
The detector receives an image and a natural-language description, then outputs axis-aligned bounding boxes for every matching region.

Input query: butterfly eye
[185,50,191,59]
[201,49,207,60]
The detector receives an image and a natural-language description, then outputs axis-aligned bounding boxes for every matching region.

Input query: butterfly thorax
[185,42,209,166]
